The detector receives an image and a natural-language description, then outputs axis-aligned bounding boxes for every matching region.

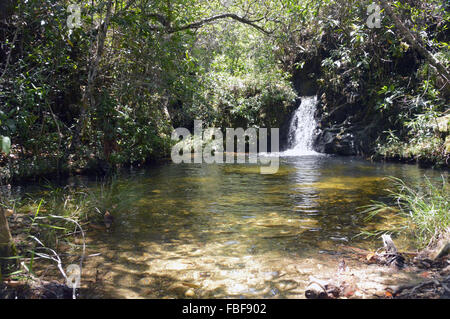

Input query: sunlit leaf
[1,135,11,154]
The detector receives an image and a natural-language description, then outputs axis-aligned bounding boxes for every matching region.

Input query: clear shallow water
[5,156,446,298]
[64,155,446,298]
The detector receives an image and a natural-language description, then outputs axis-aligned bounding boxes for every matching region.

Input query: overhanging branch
[145,13,271,35]
[170,13,271,35]
[378,0,450,85]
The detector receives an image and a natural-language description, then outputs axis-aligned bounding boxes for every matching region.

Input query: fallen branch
[393,275,450,296]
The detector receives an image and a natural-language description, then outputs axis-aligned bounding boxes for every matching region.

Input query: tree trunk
[0,0,17,20]
[0,205,15,275]
[378,0,450,87]
[73,0,114,150]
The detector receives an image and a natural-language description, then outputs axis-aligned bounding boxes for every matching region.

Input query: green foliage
[208,71,297,129]
[361,177,450,247]
[0,136,11,155]
[1,0,449,181]
[376,111,449,166]
[311,0,449,165]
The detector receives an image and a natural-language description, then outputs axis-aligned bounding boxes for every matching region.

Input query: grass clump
[362,176,449,248]
[0,176,139,282]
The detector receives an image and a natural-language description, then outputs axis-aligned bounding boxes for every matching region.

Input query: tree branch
[0,27,18,80]
[171,13,271,34]
[378,0,450,86]
[147,13,171,28]
[146,13,271,35]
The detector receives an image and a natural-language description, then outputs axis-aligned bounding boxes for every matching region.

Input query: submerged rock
[185,289,195,298]
[104,211,114,231]
[431,238,450,261]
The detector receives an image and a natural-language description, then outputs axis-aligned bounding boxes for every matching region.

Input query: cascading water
[283,96,319,156]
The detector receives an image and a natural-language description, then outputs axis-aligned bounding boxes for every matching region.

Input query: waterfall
[284,96,319,156]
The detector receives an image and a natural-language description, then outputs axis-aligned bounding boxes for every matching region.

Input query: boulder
[315,127,359,156]
[431,237,450,261]
[445,136,450,154]
[434,115,450,134]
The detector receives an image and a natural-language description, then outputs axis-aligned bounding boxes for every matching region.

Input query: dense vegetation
[362,176,449,248]
[0,0,449,182]
[0,0,449,298]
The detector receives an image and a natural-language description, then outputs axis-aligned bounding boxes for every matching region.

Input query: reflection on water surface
[18,156,449,298]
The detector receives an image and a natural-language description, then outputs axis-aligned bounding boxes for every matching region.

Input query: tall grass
[0,177,132,279]
[361,176,449,248]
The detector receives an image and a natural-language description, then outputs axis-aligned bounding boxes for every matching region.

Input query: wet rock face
[293,59,321,96]
[311,95,381,157]
[314,128,359,156]
[314,123,381,157]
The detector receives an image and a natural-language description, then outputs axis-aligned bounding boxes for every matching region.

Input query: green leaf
[1,135,11,154]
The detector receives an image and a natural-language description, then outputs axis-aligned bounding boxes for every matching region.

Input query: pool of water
[7,155,447,298]
[62,155,444,298]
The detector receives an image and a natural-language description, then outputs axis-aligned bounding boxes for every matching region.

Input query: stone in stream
[104,211,114,231]
[381,234,397,253]
[381,234,406,269]
[185,289,195,298]
[431,238,450,261]
[305,280,329,299]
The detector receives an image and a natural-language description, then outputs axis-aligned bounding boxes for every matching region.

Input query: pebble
[185,289,195,298]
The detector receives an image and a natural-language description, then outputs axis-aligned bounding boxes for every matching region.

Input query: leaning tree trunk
[0,205,15,276]
[378,0,450,87]
[72,0,114,150]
